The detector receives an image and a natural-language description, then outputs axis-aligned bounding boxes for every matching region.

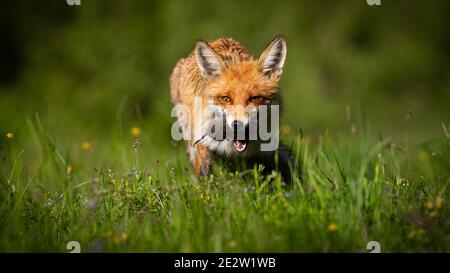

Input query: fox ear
[195,40,225,78]
[258,35,287,79]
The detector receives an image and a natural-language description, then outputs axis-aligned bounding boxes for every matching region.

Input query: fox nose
[232,120,243,130]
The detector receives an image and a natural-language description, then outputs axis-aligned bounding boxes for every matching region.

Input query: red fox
[169,35,294,181]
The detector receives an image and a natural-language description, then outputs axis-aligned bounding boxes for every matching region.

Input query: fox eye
[248,96,262,102]
[221,96,231,102]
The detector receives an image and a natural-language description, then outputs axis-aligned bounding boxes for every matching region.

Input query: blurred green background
[1,0,449,160]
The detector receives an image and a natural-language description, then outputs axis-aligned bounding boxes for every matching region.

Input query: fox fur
[169,35,295,182]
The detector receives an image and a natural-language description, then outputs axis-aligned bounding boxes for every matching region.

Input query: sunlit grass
[0,115,449,252]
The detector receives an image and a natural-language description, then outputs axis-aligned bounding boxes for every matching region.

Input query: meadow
[0,1,449,252]
[1,113,449,252]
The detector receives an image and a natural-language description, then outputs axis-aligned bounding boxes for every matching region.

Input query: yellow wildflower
[6,132,13,139]
[113,232,128,245]
[327,223,338,233]
[408,228,426,239]
[227,240,238,248]
[428,210,438,219]
[131,127,141,137]
[81,142,91,151]
[418,152,429,163]
[101,231,113,238]
[425,201,434,210]
[435,197,444,209]
[281,125,291,135]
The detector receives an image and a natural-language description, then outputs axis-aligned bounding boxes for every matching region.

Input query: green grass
[0,114,449,253]
[1,0,449,253]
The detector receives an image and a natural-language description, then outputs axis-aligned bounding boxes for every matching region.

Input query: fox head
[194,35,287,156]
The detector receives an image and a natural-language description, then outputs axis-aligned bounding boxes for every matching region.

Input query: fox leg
[185,141,212,177]
[276,144,295,184]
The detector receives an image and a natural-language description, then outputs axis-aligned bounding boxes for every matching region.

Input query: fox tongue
[233,140,247,152]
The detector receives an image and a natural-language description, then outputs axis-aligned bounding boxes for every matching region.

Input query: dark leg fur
[212,143,299,184]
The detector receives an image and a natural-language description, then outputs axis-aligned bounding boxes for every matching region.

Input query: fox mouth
[233,140,247,153]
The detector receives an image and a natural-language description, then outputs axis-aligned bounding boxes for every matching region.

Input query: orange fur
[170,35,288,178]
